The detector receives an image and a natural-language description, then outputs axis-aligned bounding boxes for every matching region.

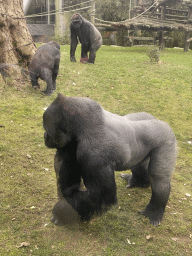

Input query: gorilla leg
[52,63,59,91]
[81,44,88,58]
[121,113,154,187]
[139,179,171,227]
[139,143,176,226]
[121,158,150,188]
[80,44,88,63]
[40,67,53,96]
[88,50,96,64]
[88,38,102,64]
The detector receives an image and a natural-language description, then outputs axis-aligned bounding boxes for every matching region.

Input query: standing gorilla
[29,41,60,96]
[70,13,102,63]
[43,94,177,226]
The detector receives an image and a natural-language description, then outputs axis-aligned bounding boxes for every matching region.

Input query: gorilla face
[71,13,82,29]
[44,131,70,149]
[43,107,70,149]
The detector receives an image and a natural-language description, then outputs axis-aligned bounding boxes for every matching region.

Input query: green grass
[0,45,192,255]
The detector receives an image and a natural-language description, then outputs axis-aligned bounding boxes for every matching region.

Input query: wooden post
[90,0,95,24]
[47,0,50,25]
[184,5,192,52]
[55,0,64,38]
[159,4,166,50]
[153,31,157,45]
[184,31,190,52]
[63,11,71,44]
[129,0,132,19]
[55,0,60,37]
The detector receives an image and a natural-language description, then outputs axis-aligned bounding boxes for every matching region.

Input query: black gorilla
[70,13,102,64]
[43,94,177,226]
[29,41,60,96]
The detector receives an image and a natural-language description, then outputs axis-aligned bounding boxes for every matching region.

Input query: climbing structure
[95,0,192,51]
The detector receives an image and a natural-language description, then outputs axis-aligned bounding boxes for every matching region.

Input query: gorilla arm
[70,24,78,62]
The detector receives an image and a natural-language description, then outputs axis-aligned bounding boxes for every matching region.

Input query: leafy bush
[148,47,160,62]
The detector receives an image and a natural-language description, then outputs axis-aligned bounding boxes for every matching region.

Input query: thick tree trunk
[0,0,36,87]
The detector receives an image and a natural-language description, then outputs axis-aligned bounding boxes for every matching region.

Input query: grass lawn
[0,45,192,255]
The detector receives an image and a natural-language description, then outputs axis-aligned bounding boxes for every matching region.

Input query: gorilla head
[71,13,83,29]
[43,101,70,148]
[43,94,177,226]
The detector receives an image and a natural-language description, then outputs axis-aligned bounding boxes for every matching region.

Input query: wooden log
[186,37,192,42]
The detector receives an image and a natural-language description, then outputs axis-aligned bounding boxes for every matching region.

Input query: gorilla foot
[52,83,56,91]
[70,56,76,62]
[121,173,150,188]
[41,90,54,96]
[87,59,95,64]
[120,174,133,188]
[120,174,131,181]
[138,205,164,226]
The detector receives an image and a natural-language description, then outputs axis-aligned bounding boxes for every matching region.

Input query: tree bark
[0,0,36,87]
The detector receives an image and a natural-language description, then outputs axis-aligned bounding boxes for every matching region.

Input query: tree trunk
[0,0,36,87]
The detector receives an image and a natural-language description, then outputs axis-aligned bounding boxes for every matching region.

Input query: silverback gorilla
[70,13,102,63]
[43,94,177,226]
[29,41,60,96]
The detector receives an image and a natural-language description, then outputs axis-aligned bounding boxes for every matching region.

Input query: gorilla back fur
[43,93,177,226]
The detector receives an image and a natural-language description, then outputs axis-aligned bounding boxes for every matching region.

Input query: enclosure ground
[0,45,191,255]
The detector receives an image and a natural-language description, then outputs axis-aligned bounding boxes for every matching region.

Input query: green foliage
[115,29,128,46]
[53,35,70,45]
[148,47,160,62]
[0,45,192,255]
[96,0,130,21]
[166,31,186,48]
